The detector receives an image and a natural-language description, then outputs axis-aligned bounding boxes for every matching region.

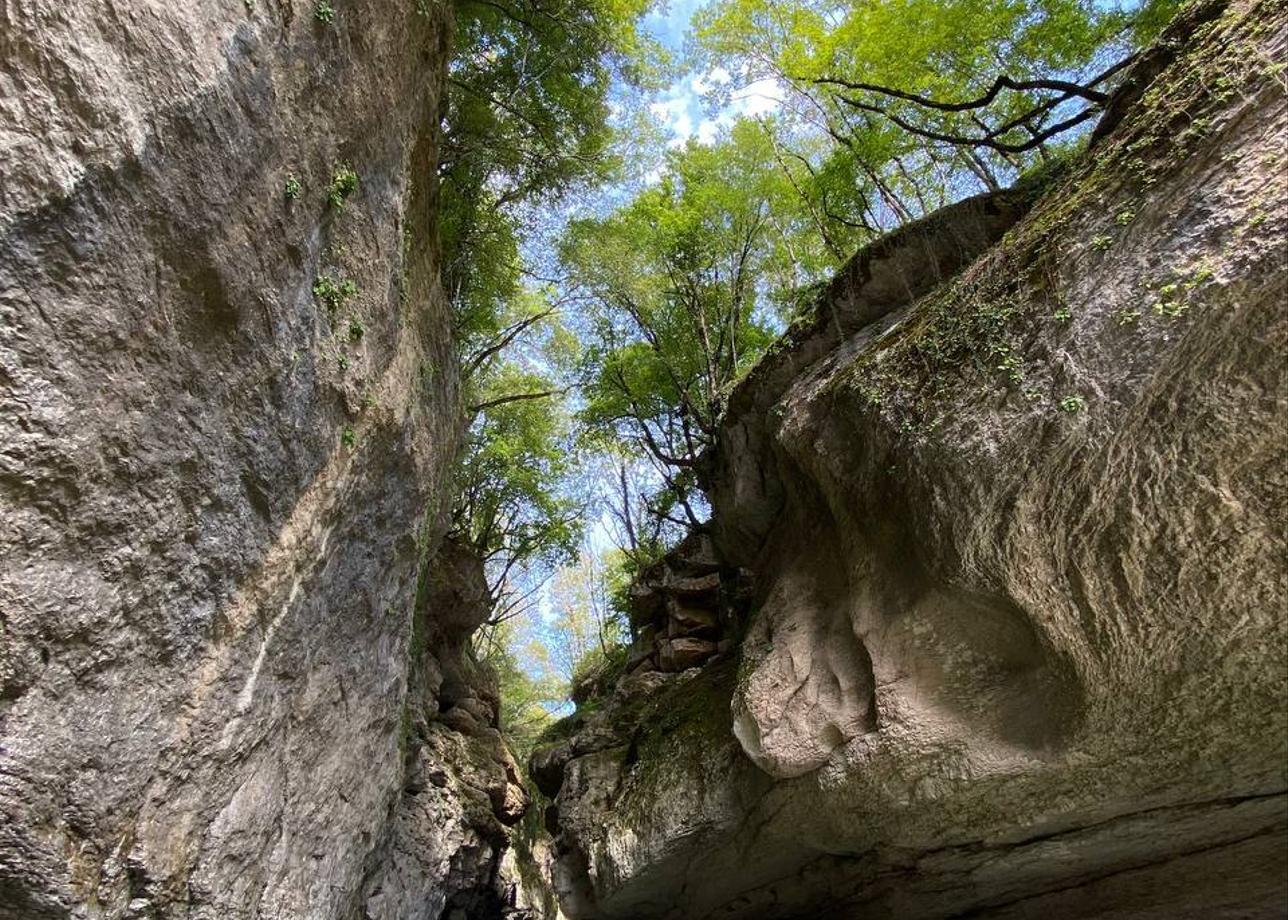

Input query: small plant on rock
[1153,282,1186,318]
[284,174,302,200]
[348,317,365,341]
[313,275,357,315]
[314,1,336,24]
[994,348,1023,384]
[328,164,358,210]
[1091,234,1113,251]
[341,426,357,448]
[1059,395,1087,413]
[1187,263,1216,288]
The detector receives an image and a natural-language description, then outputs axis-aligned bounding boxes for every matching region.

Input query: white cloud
[730,78,785,118]
[647,67,781,149]
[690,67,734,100]
[650,87,699,147]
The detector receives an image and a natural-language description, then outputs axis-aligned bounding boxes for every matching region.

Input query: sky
[635,0,784,148]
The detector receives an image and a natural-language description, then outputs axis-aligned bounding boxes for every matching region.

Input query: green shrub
[570,642,630,705]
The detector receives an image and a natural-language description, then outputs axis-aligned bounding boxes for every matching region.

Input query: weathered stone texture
[537,2,1288,916]
[0,2,522,917]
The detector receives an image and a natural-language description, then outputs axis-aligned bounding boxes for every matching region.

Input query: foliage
[476,617,566,761]
[548,549,629,684]
[314,1,335,25]
[570,642,630,703]
[442,0,662,348]
[693,0,1184,224]
[284,174,302,200]
[452,360,582,598]
[473,548,629,754]
[561,125,857,526]
[440,0,661,608]
[313,275,356,314]
[328,164,358,211]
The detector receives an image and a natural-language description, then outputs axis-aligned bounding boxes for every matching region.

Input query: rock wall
[0,2,526,917]
[536,2,1288,917]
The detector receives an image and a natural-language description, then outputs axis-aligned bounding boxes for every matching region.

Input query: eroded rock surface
[536,2,1288,916]
[0,2,530,917]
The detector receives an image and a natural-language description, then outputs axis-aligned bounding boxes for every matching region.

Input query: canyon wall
[536,2,1288,916]
[0,2,525,917]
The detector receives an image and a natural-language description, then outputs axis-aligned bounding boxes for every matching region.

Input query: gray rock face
[537,2,1288,917]
[362,541,533,920]
[0,2,526,917]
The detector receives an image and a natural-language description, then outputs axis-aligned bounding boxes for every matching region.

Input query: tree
[544,548,628,685]
[451,357,583,616]
[442,0,663,349]
[474,616,567,762]
[440,0,662,602]
[560,124,847,525]
[693,0,1184,223]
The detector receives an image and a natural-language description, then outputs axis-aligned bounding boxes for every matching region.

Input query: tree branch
[464,308,556,379]
[811,70,1114,113]
[470,389,559,413]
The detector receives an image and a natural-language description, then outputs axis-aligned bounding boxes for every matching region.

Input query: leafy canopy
[441,0,662,618]
[443,0,664,348]
[453,358,582,596]
[693,0,1184,220]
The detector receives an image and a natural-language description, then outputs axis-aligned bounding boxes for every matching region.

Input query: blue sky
[643,0,708,47]
[634,0,784,148]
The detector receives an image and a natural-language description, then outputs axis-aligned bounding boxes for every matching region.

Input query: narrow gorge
[0,1,1285,919]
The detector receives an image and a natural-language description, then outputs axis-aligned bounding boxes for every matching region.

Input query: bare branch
[470,389,560,413]
[464,307,557,379]
[811,70,1114,113]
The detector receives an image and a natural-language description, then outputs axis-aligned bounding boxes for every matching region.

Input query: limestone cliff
[0,2,525,917]
[534,2,1288,917]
